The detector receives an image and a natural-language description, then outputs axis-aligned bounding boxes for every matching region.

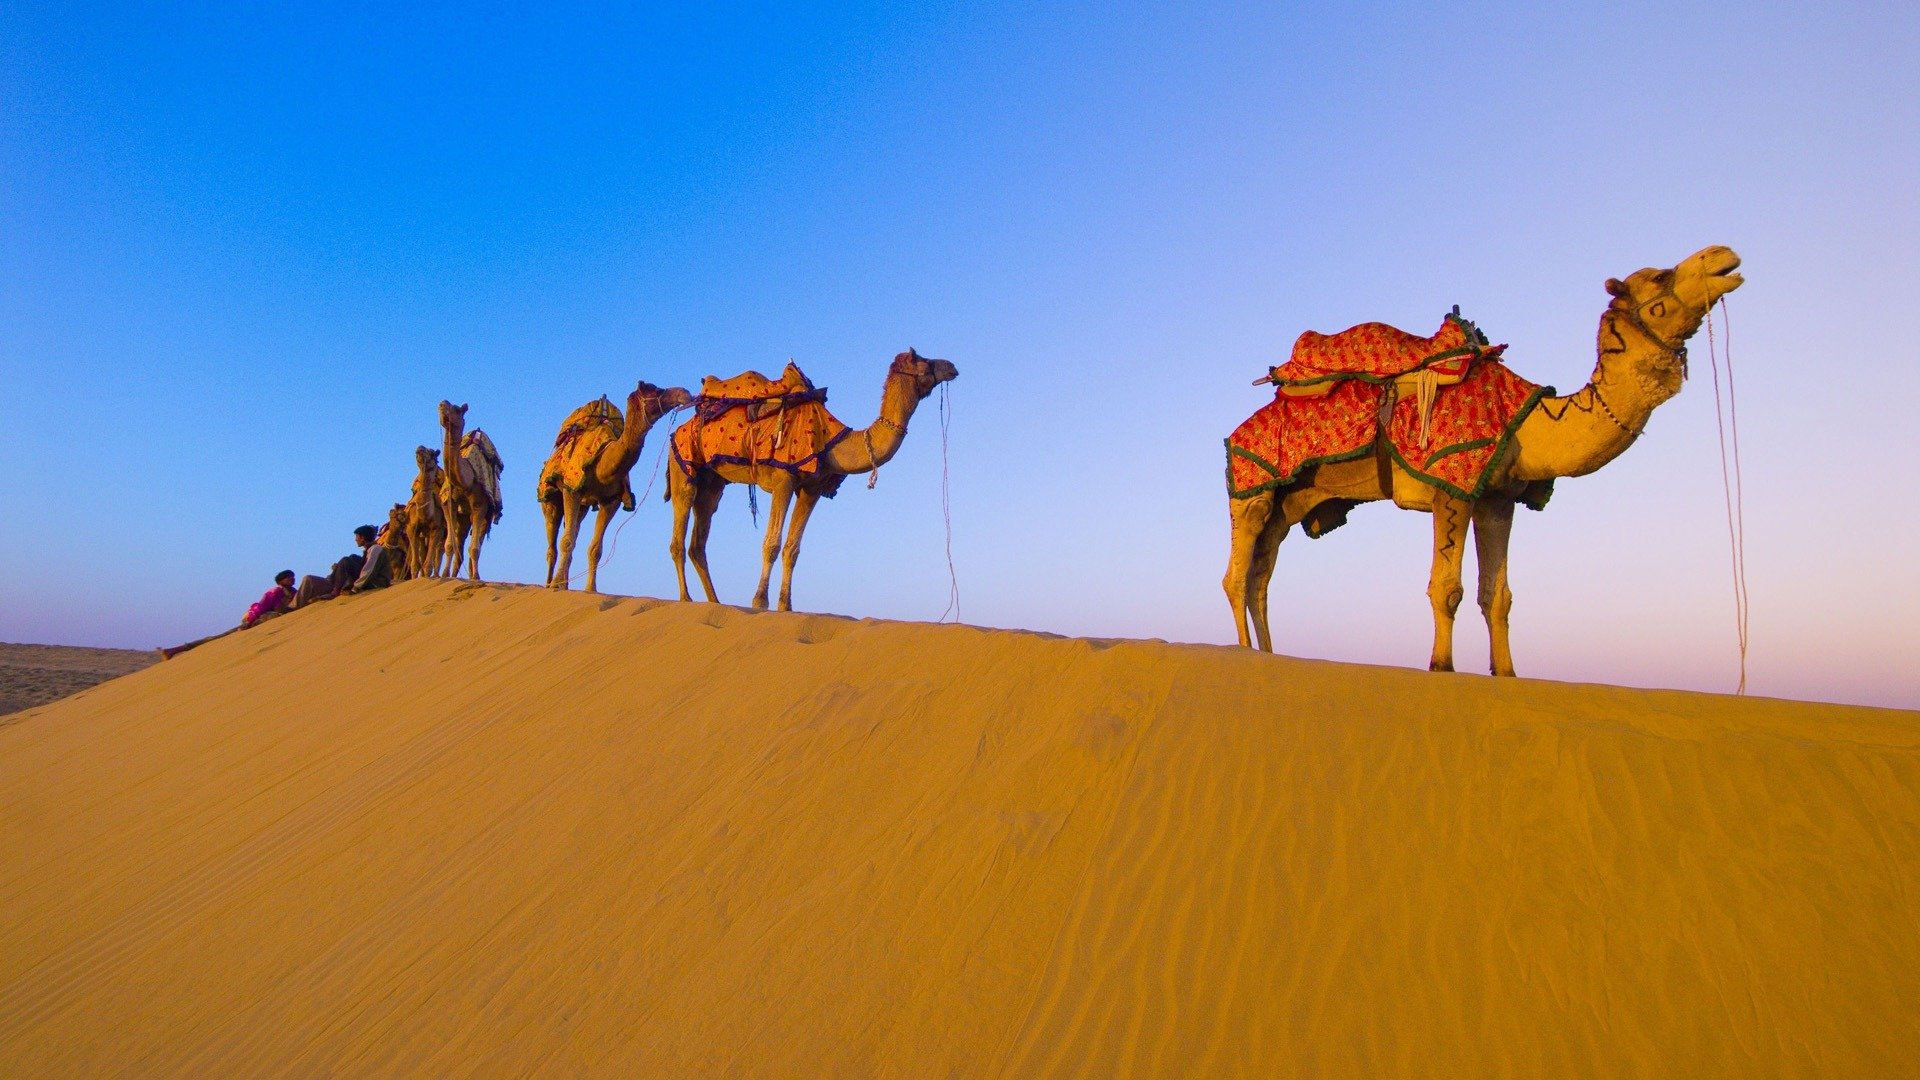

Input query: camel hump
[1281,310,1497,383]
[696,363,824,421]
[699,364,811,402]
[554,397,625,449]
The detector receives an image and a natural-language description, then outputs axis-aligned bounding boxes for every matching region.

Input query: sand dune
[2,578,1916,1075]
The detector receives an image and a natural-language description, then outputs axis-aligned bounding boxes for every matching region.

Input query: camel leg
[1246,507,1291,654]
[751,483,795,611]
[550,492,584,590]
[1223,492,1275,648]
[687,477,726,604]
[583,502,617,594]
[1472,495,1518,677]
[775,488,821,612]
[440,502,467,578]
[668,470,699,601]
[466,506,491,581]
[543,496,563,586]
[1427,490,1472,672]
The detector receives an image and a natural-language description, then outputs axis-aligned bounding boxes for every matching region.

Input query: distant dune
[2,578,1916,1075]
[0,642,157,716]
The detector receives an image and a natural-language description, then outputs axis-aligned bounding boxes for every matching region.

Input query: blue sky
[3,2,1916,707]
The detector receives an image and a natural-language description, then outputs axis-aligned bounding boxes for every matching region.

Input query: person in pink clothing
[159,570,299,659]
[243,570,298,627]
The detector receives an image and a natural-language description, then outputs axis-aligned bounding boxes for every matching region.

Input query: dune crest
[2,579,1916,1075]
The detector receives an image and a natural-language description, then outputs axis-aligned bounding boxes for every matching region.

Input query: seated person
[292,526,378,608]
[344,524,396,594]
[159,569,298,658]
[243,570,298,627]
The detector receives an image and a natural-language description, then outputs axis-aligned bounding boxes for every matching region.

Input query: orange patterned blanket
[1227,312,1553,506]
[672,365,853,491]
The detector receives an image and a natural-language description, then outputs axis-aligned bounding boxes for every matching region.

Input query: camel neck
[1511,309,1686,481]
[827,369,922,474]
[442,422,468,493]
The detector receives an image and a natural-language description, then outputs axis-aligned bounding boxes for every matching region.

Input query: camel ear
[1604,278,1628,298]
[458,403,470,416]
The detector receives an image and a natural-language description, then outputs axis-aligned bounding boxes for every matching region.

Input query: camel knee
[1429,583,1463,617]
[1479,584,1512,621]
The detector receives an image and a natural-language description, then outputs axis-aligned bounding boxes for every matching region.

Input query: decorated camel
[1223,245,1743,675]
[538,381,693,593]
[436,401,505,580]
[669,349,958,611]
[404,446,448,578]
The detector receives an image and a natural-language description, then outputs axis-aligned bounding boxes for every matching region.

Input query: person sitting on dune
[293,525,396,606]
[242,570,298,627]
[343,524,395,595]
[158,569,299,659]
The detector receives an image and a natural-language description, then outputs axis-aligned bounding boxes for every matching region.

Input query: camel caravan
[177,244,1742,676]
[347,348,959,615]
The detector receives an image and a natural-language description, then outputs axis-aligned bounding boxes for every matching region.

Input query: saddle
[553,396,623,452]
[696,362,824,422]
[1268,309,1505,399]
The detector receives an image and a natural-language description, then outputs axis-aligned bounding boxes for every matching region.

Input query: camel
[436,401,505,581]
[404,446,448,578]
[539,381,693,593]
[1223,245,1744,675]
[669,348,958,611]
[378,502,413,582]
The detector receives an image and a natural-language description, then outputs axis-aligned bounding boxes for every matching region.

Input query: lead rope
[1705,300,1750,693]
[937,383,959,623]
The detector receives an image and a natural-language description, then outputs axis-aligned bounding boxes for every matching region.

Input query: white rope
[937,383,960,623]
[1705,300,1750,693]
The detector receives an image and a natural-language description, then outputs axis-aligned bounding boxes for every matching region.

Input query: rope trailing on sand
[1706,300,1750,693]
[938,383,960,623]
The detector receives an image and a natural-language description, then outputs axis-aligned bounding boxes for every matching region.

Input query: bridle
[1585,284,1697,438]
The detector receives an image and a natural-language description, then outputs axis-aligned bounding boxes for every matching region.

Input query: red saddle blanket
[1228,313,1552,504]
[1270,310,1503,390]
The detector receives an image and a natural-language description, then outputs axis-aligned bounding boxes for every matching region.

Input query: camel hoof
[1429,660,1454,673]
[547,580,568,591]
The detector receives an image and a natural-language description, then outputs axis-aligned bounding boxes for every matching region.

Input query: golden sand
[2,578,1916,1075]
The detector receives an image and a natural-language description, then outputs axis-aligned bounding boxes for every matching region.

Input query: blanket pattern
[1273,311,1490,388]
[672,364,852,493]
[546,397,623,495]
[1227,312,1552,504]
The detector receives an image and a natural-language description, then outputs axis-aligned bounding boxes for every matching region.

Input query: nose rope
[1706,300,1750,694]
[937,383,959,623]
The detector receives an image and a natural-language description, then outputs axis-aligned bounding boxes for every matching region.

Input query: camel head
[630,380,694,419]
[438,400,469,434]
[1602,245,1743,398]
[414,445,440,471]
[380,502,411,543]
[890,347,960,399]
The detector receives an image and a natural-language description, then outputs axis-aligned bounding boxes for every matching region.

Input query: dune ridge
[2,578,1916,1075]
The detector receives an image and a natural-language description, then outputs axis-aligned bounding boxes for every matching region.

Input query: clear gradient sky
[3,2,1916,708]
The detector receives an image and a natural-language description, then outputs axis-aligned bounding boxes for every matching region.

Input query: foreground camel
[539,381,693,593]
[404,446,448,578]
[437,401,504,580]
[1224,245,1744,675]
[670,349,958,611]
